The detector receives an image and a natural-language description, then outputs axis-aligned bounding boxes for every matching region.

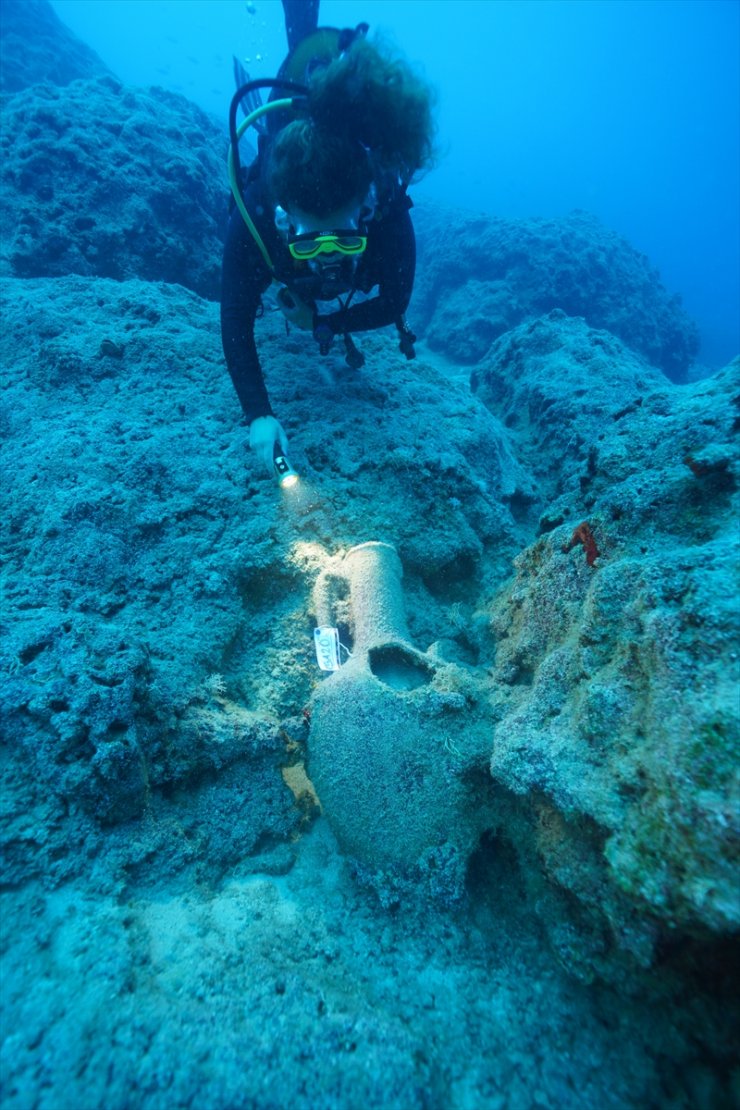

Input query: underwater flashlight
[273,442,299,489]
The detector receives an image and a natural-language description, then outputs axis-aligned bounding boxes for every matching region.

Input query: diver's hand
[276,287,314,330]
[249,415,289,476]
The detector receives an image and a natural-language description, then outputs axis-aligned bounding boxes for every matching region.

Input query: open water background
[50,0,739,368]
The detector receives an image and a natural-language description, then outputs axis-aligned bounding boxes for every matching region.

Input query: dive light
[273,442,299,489]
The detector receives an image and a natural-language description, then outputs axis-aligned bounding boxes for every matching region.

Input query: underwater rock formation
[3,265,736,973]
[1,4,738,1103]
[0,76,227,296]
[2,270,737,1104]
[412,205,699,381]
[471,310,668,515]
[0,276,311,887]
[0,0,113,92]
[0,272,519,894]
[472,314,739,969]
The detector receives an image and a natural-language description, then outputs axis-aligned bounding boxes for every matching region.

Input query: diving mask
[288,231,368,261]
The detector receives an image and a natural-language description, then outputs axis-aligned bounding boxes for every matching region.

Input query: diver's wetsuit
[219,176,416,423]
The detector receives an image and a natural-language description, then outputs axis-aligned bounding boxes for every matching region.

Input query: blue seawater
[49,0,740,368]
[2,3,739,1109]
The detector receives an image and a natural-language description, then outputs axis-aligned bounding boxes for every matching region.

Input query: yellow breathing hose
[227,96,297,274]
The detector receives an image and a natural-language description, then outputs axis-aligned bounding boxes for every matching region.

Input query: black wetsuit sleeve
[321,201,416,335]
[220,206,274,423]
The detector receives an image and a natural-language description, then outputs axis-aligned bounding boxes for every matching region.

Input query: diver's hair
[308,36,437,183]
[267,35,437,217]
[268,121,373,217]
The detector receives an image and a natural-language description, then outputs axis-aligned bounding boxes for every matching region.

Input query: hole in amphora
[369,644,434,691]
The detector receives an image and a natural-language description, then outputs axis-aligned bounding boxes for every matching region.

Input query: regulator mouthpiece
[273,450,299,489]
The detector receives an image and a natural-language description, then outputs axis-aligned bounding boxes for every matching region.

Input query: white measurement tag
[313,626,341,671]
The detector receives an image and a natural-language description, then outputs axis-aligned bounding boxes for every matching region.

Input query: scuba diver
[220,0,436,479]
